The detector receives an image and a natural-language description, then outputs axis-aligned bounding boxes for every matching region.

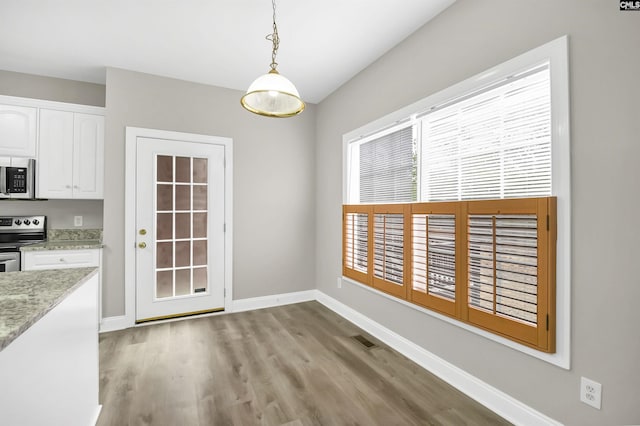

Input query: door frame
[124,127,233,328]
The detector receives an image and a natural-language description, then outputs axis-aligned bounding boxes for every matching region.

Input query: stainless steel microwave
[0,157,36,199]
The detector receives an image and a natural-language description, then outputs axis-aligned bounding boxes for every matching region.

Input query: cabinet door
[73,113,104,199]
[0,104,37,157]
[37,109,74,198]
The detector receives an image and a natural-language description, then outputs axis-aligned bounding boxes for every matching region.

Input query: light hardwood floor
[97,301,511,426]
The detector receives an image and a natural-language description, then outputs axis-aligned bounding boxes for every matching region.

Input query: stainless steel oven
[0,216,46,271]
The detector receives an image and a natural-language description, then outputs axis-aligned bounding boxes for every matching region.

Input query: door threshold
[135,307,225,325]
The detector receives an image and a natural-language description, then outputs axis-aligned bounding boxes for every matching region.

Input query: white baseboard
[99,315,130,333]
[98,289,317,333]
[232,289,317,313]
[315,291,561,426]
[92,405,102,426]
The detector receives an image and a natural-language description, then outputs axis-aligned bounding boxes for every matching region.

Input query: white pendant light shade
[241,70,305,117]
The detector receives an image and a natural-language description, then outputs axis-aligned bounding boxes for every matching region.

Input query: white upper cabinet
[73,113,104,199]
[0,96,104,199]
[38,109,74,198]
[38,110,104,199]
[0,104,37,157]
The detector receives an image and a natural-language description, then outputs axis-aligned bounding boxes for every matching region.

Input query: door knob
[138,242,147,249]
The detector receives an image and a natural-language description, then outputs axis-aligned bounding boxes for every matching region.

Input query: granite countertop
[21,240,104,251]
[20,228,104,252]
[0,268,98,352]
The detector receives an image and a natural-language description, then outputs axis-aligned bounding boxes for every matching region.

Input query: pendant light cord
[266,0,280,72]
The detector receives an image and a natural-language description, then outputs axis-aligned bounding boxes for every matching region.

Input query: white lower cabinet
[22,248,103,320]
[22,248,101,271]
[0,274,100,426]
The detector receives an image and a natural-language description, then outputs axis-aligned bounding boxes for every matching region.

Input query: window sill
[341,276,569,369]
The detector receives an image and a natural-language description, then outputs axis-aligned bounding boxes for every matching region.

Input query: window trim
[342,36,570,368]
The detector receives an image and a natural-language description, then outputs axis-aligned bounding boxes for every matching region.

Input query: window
[342,37,570,361]
[347,64,551,204]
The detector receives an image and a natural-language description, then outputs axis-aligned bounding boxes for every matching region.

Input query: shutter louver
[468,214,538,326]
[374,213,404,285]
[360,127,414,203]
[412,214,456,301]
[421,65,551,202]
[344,213,369,274]
[428,215,456,300]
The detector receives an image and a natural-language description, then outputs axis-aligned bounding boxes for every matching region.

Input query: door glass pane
[193,213,207,238]
[193,240,207,266]
[176,185,191,210]
[193,186,207,210]
[157,185,173,211]
[157,213,173,240]
[193,158,208,183]
[175,213,191,239]
[157,155,173,182]
[194,267,207,292]
[175,241,191,267]
[155,154,209,299]
[175,269,191,296]
[176,157,191,183]
[157,270,173,298]
[157,242,173,268]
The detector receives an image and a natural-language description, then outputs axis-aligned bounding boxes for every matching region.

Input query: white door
[135,137,225,322]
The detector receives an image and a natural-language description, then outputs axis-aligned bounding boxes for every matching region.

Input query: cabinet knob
[138,242,147,249]
[66,185,71,189]
[59,258,65,262]
[139,229,147,235]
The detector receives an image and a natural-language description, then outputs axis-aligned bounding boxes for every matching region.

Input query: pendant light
[241,0,305,117]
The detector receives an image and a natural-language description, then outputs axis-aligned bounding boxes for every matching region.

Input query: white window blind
[358,126,414,203]
[420,64,551,201]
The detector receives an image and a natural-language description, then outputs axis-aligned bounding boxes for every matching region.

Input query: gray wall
[103,68,316,317]
[315,1,639,425]
[0,71,105,229]
[0,70,105,107]
[0,200,102,229]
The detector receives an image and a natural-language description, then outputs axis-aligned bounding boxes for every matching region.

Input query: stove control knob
[14,219,22,225]
[24,219,31,225]
[33,219,40,225]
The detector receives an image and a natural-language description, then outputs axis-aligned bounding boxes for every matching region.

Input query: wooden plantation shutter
[372,204,410,298]
[463,197,556,351]
[343,197,556,352]
[410,202,461,316]
[343,205,372,284]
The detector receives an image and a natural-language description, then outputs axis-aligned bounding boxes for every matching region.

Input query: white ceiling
[0,0,455,104]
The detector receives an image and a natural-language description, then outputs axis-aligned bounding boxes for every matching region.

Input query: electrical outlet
[580,377,602,409]
[74,216,83,227]
[337,277,342,289]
